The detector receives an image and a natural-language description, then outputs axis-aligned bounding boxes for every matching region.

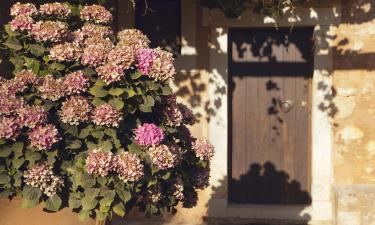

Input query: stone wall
[332,0,375,224]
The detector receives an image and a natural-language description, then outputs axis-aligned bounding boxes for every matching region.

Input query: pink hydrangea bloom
[17,105,48,128]
[24,164,64,197]
[15,70,40,86]
[113,152,144,182]
[191,139,215,161]
[63,71,90,95]
[134,123,164,146]
[148,144,181,170]
[91,104,122,127]
[28,124,60,150]
[50,43,82,62]
[96,63,124,84]
[38,75,65,101]
[162,95,197,126]
[83,36,114,49]
[80,5,112,24]
[59,96,91,125]
[81,45,109,67]
[107,45,135,69]
[39,3,72,19]
[10,15,34,32]
[148,48,175,82]
[85,149,114,177]
[136,48,156,75]
[135,48,175,82]
[81,24,113,39]
[0,116,21,140]
[117,29,150,50]
[10,2,38,17]
[0,96,25,116]
[31,21,69,43]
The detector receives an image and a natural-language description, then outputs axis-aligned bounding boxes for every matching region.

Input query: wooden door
[228,28,314,204]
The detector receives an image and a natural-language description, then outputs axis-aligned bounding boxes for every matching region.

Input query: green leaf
[116,189,131,204]
[91,97,105,107]
[49,62,65,71]
[25,58,40,74]
[89,86,108,98]
[124,87,136,98]
[25,151,41,166]
[69,194,82,209]
[98,140,112,151]
[0,138,6,145]
[142,95,155,107]
[139,105,152,113]
[9,56,24,72]
[29,44,46,57]
[22,186,42,208]
[131,71,142,80]
[94,79,106,87]
[113,202,126,217]
[67,140,82,150]
[109,98,124,110]
[91,130,104,140]
[82,197,98,210]
[0,146,12,158]
[12,142,24,157]
[76,173,96,189]
[160,85,172,95]
[109,88,124,96]
[45,195,62,212]
[79,125,93,139]
[4,38,22,51]
[0,173,10,184]
[78,210,91,221]
[83,67,96,76]
[4,24,19,37]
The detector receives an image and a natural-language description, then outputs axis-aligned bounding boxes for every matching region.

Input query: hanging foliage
[0,2,214,222]
[199,0,307,18]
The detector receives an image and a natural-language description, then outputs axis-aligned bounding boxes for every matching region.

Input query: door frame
[205,6,340,223]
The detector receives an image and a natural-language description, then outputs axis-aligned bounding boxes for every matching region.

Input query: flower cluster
[31,21,69,43]
[17,105,47,128]
[10,2,38,17]
[15,70,40,86]
[50,43,82,62]
[192,139,215,161]
[81,24,113,39]
[0,116,21,140]
[91,104,122,127]
[117,29,150,50]
[134,123,164,146]
[96,63,125,84]
[81,44,110,67]
[10,15,34,32]
[148,144,181,170]
[0,96,25,116]
[136,48,175,82]
[62,71,89,95]
[38,75,65,101]
[59,96,91,125]
[28,124,60,150]
[113,152,144,182]
[24,164,64,197]
[39,3,72,19]
[85,149,114,177]
[107,45,135,70]
[80,5,112,24]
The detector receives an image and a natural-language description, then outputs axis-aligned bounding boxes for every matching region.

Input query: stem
[95,219,106,225]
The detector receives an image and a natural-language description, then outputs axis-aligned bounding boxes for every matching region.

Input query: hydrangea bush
[0,2,214,222]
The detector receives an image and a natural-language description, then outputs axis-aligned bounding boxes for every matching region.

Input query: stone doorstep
[109,218,314,225]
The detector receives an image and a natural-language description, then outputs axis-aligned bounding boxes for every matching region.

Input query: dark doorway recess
[228,27,314,204]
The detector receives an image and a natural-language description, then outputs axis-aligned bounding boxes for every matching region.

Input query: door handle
[279,99,294,113]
